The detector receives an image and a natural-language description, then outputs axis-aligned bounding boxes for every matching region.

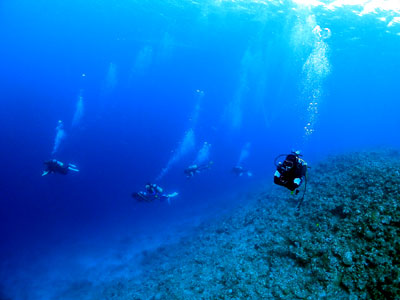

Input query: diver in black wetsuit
[132,183,178,204]
[145,183,163,196]
[184,161,213,178]
[274,151,308,194]
[42,159,79,176]
[232,165,252,177]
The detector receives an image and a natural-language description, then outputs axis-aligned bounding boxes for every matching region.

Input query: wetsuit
[44,160,69,175]
[274,154,307,191]
[184,163,212,178]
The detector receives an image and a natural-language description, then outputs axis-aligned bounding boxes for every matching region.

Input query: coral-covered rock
[101,149,400,300]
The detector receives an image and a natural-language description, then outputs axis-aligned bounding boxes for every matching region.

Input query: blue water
[0,0,399,299]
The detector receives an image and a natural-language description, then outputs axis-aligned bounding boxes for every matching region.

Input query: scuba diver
[232,165,253,177]
[145,183,163,195]
[274,151,309,207]
[184,161,213,178]
[42,159,79,176]
[132,183,178,204]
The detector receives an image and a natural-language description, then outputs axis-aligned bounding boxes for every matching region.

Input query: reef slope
[102,150,400,300]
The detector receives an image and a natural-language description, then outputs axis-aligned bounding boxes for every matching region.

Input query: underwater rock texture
[102,150,400,300]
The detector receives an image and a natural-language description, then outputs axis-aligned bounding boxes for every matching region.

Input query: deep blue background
[0,0,399,298]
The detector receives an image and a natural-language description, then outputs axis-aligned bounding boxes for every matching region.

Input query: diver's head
[291,150,301,156]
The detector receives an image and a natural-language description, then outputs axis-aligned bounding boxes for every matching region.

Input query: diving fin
[166,192,179,205]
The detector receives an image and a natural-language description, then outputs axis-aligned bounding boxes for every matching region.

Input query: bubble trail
[72,93,84,128]
[156,90,205,181]
[194,142,211,165]
[51,120,65,156]
[237,142,251,166]
[298,16,331,139]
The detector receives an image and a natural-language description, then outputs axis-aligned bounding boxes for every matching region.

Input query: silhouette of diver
[274,151,309,208]
[274,151,308,193]
[132,183,178,204]
[42,159,79,176]
[184,161,213,178]
[232,165,252,177]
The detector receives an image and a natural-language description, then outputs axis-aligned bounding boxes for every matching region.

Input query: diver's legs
[42,171,49,176]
